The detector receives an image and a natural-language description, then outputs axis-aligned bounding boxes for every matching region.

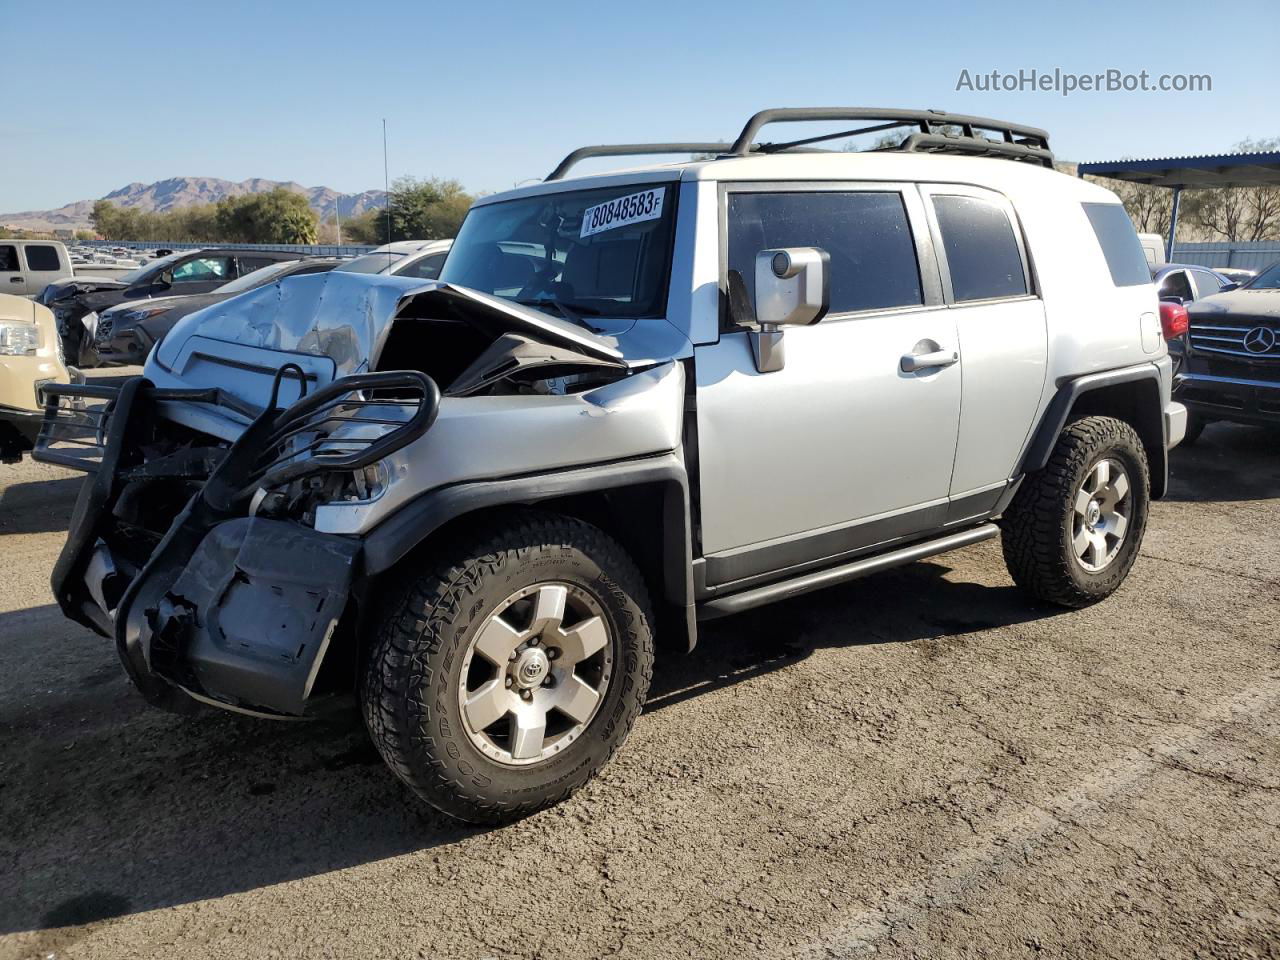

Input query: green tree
[377,176,473,242]
[214,189,318,244]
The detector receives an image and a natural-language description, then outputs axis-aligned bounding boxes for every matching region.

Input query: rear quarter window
[1083,203,1150,287]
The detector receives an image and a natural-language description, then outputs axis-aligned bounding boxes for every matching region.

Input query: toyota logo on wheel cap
[1243,326,1277,354]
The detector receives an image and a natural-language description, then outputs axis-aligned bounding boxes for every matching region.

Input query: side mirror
[749,247,829,373]
[1221,281,1240,292]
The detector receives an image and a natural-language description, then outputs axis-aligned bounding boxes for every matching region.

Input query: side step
[696,523,1000,620]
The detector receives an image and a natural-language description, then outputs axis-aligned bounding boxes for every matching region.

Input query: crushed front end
[34,368,439,716]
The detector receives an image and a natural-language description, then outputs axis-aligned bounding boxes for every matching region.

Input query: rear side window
[1083,203,1150,287]
[24,245,61,271]
[0,245,17,271]
[398,252,447,280]
[1158,271,1193,301]
[931,195,1028,301]
[239,256,284,274]
[726,191,922,321]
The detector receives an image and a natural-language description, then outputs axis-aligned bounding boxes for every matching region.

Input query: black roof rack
[546,143,732,181]
[544,108,1053,181]
[727,107,1052,167]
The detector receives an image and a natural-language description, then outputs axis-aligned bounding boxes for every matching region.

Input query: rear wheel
[1001,416,1150,608]
[361,512,654,824]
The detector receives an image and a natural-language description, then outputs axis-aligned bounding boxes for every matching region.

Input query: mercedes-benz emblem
[1243,325,1277,354]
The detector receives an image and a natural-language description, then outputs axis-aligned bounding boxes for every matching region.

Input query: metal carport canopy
[1076,151,1280,260]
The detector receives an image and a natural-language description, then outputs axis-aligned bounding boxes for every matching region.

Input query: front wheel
[1001,416,1150,608]
[361,512,655,824]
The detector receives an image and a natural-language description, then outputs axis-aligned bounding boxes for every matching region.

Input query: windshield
[439,182,677,318]
[1245,262,1280,289]
[215,259,302,294]
[337,252,406,274]
[122,251,188,286]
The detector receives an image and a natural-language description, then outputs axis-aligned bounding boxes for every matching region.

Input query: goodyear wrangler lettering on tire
[360,511,655,825]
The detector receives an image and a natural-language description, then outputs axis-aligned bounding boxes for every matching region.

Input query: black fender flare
[360,453,699,649]
[1019,362,1168,499]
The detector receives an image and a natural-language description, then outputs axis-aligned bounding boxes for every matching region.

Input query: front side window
[397,251,447,280]
[172,256,231,283]
[440,182,678,319]
[726,190,922,324]
[0,245,17,272]
[932,195,1028,302]
[24,244,61,271]
[1192,269,1225,298]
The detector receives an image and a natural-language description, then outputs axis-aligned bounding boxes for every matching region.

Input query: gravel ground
[1,420,1277,960]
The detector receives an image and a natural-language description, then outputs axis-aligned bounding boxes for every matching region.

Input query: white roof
[474,151,1117,207]
[368,239,453,255]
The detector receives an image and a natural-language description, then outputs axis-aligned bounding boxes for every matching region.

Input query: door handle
[900,348,959,373]
[9,276,22,283]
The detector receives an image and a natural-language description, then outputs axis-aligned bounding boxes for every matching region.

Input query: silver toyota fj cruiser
[35,108,1186,823]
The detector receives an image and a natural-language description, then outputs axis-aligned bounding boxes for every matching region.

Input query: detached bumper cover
[34,369,440,716]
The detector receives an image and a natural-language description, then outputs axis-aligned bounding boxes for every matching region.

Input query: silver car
[35,108,1185,824]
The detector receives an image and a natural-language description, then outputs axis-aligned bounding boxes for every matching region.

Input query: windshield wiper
[513,298,606,332]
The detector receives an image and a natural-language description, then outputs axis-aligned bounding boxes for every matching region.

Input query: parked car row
[1161,260,1280,442]
[38,240,454,367]
[0,239,453,460]
[91,256,347,366]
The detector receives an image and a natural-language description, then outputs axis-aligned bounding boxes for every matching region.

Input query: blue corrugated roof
[1076,151,1280,188]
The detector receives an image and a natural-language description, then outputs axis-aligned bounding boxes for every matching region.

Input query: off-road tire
[361,511,655,824]
[1001,416,1150,608]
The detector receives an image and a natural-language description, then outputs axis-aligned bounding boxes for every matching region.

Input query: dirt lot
[1,420,1278,960]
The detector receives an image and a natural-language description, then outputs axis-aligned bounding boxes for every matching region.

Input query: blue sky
[3,0,1277,212]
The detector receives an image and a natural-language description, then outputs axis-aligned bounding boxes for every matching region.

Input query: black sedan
[42,247,298,367]
[93,258,346,366]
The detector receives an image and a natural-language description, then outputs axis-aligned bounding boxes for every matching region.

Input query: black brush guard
[35,368,441,716]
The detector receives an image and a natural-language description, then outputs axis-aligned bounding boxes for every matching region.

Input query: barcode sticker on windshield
[580,188,665,238]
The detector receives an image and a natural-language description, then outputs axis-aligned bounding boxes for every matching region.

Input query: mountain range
[1,177,388,232]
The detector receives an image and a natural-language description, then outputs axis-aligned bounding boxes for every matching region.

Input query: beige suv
[0,293,73,461]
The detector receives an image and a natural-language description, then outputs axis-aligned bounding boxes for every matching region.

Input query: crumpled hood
[153,270,626,377]
[42,277,128,303]
[1188,287,1280,322]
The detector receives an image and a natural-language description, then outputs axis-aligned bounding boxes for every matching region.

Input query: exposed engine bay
[34,272,681,719]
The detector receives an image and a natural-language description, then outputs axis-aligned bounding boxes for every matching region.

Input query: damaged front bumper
[34,368,440,717]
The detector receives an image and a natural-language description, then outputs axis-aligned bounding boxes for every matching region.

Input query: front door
[694,184,962,588]
[167,255,234,294]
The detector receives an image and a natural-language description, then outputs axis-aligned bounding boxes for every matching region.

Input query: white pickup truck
[0,239,136,297]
